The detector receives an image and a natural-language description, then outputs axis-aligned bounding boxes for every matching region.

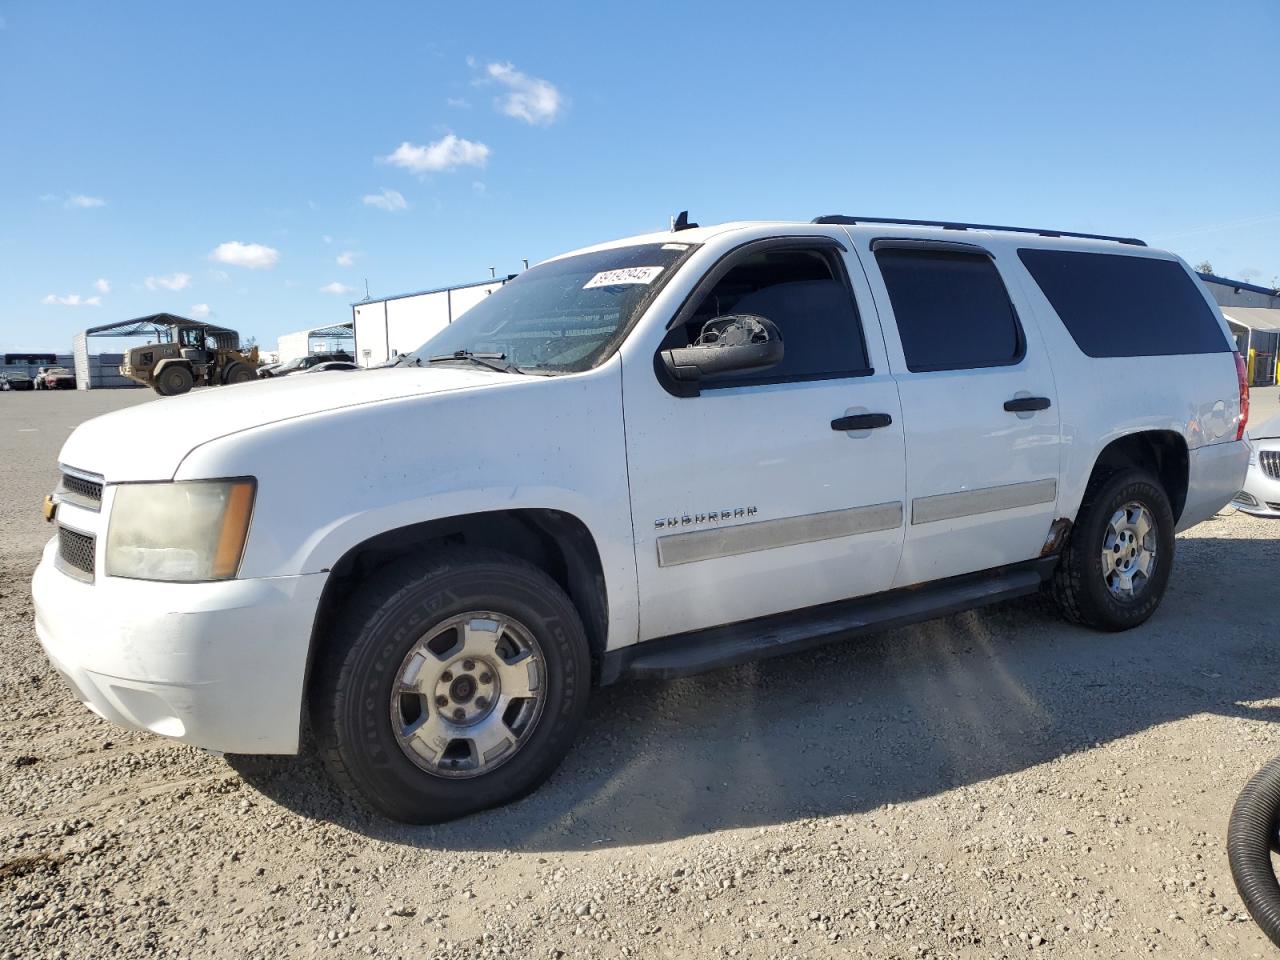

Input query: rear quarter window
[1018,249,1230,358]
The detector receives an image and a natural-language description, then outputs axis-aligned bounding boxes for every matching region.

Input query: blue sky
[1,0,1277,352]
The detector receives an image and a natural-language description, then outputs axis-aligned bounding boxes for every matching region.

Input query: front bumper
[32,538,327,754]
[1234,454,1280,518]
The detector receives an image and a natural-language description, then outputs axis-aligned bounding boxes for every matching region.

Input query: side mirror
[661,314,784,383]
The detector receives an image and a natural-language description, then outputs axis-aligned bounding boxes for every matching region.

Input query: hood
[1251,412,1280,442]
[59,366,508,481]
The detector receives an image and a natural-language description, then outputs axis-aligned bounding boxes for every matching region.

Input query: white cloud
[322,234,333,244]
[320,281,355,295]
[42,293,101,307]
[190,303,212,318]
[210,240,280,269]
[93,278,111,294]
[66,194,107,208]
[144,272,192,291]
[446,96,471,109]
[363,188,408,212]
[383,134,490,174]
[484,61,562,125]
[336,250,358,267]
[472,181,487,196]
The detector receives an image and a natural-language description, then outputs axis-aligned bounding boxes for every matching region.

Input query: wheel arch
[303,508,610,707]
[1084,429,1190,522]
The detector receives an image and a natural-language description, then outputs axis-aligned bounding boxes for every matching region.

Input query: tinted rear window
[875,249,1023,372]
[1018,249,1229,358]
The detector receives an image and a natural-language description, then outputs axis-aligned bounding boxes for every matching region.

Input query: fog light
[1233,491,1259,507]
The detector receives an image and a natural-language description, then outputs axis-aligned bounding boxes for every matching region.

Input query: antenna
[363,278,370,299]
[489,266,495,278]
[672,210,698,232]
[522,258,529,271]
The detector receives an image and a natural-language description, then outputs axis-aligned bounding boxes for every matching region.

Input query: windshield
[401,242,695,374]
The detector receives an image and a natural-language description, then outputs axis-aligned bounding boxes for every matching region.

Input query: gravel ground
[3,389,1280,960]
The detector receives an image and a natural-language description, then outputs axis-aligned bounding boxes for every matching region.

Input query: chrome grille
[57,467,104,511]
[56,526,95,581]
[1261,450,1280,481]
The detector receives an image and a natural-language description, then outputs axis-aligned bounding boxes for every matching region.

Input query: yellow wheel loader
[119,315,259,396]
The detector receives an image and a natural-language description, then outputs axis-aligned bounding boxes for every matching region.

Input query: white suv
[33,216,1250,822]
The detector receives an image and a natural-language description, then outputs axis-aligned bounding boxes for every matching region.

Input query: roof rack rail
[811,215,1146,247]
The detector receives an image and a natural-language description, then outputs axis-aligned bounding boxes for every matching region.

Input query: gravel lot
[3,388,1280,960]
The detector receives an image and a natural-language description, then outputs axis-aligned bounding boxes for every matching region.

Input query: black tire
[155,364,193,397]
[310,548,592,823]
[1228,755,1280,948]
[222,362,254,385]
[1051,468,1175,631]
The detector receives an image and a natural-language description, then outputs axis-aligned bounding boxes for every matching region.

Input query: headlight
[105,479,255,582]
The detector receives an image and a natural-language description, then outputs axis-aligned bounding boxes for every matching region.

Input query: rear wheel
[1052,468,1175,631]
[310,548,591,823]
[222,361,254,385]
[155,364,194,396]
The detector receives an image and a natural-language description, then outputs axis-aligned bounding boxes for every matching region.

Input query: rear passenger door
[853,237,1062,587]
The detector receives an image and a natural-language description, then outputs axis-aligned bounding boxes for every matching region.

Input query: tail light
[1235,352,1250,440]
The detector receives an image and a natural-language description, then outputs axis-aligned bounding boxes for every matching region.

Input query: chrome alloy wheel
[390,612,547,779]
[1101,501,1158,600]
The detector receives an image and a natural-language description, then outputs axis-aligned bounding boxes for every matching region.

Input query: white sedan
[1234,413,1280,517]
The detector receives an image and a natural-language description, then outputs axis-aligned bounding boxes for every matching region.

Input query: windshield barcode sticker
[583,267,664,289]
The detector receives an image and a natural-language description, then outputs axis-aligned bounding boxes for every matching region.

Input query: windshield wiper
[427,350,523,375]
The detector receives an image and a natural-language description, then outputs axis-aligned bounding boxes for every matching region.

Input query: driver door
[621,235,907,642]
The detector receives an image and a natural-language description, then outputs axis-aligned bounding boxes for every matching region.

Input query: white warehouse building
[351,276,513,367]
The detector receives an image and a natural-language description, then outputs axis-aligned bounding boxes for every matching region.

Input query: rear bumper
[1178,439,1250,531]
[32,538,326,754]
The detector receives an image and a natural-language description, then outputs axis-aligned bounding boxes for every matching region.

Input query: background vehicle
[259,352,354,378]
[3,371,34,391]
[35,366,76,390]
[302,360,360,373]
[1233,413,1280,516]
[34,216,1249,824]
[118,316,259,396]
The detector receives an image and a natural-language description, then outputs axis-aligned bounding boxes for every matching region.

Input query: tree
[242,335,258,350]
[1194,261,1214,275]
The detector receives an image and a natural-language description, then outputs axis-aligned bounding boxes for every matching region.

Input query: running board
[600,562,1051,684]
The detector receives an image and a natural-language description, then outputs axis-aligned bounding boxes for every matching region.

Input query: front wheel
[1051,468,1175,631]
[310,548,592,823]
[222,361,254,385]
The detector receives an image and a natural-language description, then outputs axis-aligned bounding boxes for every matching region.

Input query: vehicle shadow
[231,526,1280,852]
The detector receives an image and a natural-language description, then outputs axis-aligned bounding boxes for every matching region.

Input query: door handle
[1003,396,1051,413]
[831,413,893,431]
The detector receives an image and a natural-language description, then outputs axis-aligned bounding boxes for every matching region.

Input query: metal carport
[1223,308,1280,388]
[73,314,239,389]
